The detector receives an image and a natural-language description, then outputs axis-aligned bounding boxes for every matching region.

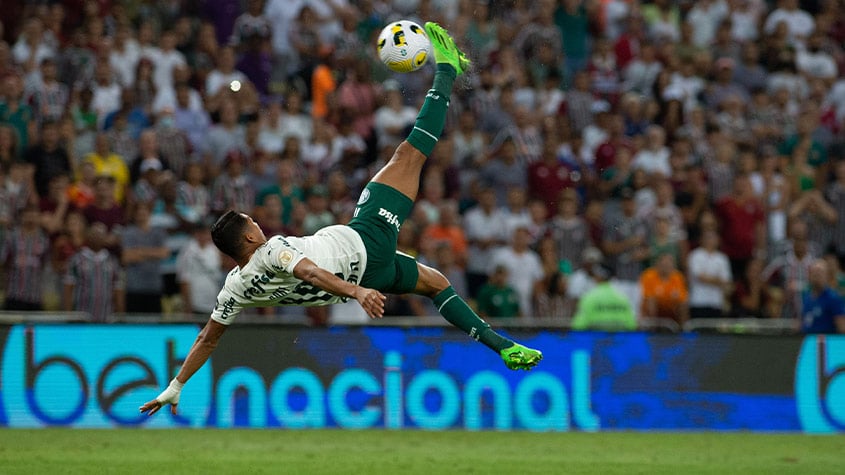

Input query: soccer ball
[376,20,433,73]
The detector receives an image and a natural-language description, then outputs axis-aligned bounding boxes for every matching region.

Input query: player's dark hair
[211,210,249,259]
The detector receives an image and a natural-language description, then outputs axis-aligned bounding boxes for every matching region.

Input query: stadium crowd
[0,0,844,332]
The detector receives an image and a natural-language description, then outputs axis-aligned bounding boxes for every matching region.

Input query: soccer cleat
[424,22,471,75]
[500,343,543,370]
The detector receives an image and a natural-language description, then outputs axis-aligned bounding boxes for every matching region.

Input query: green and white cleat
[500,343,543,370]
[424,22,470,75]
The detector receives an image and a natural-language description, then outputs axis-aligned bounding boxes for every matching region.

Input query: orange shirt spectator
[640,253,689,324]
[311,62,336,120]
[420,202,468,266]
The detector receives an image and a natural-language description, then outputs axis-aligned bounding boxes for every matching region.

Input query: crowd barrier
[0,322,841,432]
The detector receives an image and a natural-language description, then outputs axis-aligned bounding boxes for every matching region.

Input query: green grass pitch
[0,429,843,474]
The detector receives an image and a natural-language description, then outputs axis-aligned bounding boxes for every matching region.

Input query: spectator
[172,82,210,154]
[686,0,729,48]
[152,30,187,98]
[257,158,303,226]
[302,184,334,235]
[337,60,379,149]
[27,57,68,125]
[633,124,671,178]
[548,189,589,271]
[12,17,55,73]
[572,263,636,331]
[176,221,223,315]
[603,187,650,311]
[479,137,527,206]
[421,201,468,267]
[205,99,247,170]
[788,189,837,254]
[83,132,129,204]
[535,270,571,319]
[25,119,70,198]
[827,160,845,262]
[527,140,574,216]
[109,25,140,89]
[476,264,521,318]
[764,0,814,45]
[38,174,70,236]
[1,206,49,311]
[82,175,124,251]
[134,156,164,208]
[640,252,689,324]
[1,74,35,152]
[153,109,192,180]
[63,222,125,322]
[762,219,818,319]
[211,150,255,215]
[205,46,248,98]
[90,60,122,127]
[120,203,169,313]
[687,230,733,319]
[463,186,507,298]
[374,80,416,150]
[800,258,845,333]
[649,210,684,267]
[490,226,545,317]
[177,162,211,224]
[715,174,766,278]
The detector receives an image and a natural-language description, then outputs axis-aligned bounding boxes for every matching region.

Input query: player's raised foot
[500,343,543,370]
[424,22,470,75]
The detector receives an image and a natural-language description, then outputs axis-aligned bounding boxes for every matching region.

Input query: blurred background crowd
[0,0,844,331]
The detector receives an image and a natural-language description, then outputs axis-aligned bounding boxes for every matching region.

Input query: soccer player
[140,23,542,417]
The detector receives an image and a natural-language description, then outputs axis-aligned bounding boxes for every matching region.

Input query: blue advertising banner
[0,324,842,432]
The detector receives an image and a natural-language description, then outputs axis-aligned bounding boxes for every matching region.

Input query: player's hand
[139,378,183,416]
[354,287,386,318]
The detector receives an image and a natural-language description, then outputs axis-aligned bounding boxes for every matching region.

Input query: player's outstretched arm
[139,318,228,416]
[293,257,386,318]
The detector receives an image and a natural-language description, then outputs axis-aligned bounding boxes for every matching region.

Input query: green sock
[432,286,513,352]
[406,63,456,157]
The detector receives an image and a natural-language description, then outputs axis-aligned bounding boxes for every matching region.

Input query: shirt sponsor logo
[243,272,276,300]
[378,208,401,231]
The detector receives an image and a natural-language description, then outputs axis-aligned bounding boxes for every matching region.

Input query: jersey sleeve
[210,284,243,325]
[260,236,308,274]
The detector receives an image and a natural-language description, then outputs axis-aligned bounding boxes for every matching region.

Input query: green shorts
[347,182,419,294]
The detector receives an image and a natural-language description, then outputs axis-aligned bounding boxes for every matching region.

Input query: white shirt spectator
[152,49,187,95]
[374,102,418,149]
[176,237,223,314]
[91,81,122,126]
[110,41,140,88]
[731,7,762,42]
[11,39,55,69]
[633,147,671,176]
[687,247,732,309]
[264,0,306,69]
[463,204,508,276]
[796,48,837,80]
[686,0,728,47]
[764,6,814,43]
[490,245,544,317]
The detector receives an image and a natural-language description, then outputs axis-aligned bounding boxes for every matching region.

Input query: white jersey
[211,225,367,325]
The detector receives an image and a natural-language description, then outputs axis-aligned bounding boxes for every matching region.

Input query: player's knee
[416,264,450,297]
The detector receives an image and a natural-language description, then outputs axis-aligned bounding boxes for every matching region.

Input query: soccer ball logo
[376,20,432,73]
